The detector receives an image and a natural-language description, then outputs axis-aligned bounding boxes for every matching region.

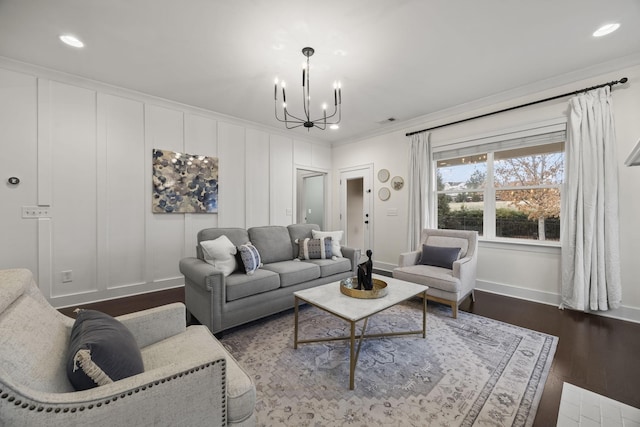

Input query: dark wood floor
[58,287,640,426]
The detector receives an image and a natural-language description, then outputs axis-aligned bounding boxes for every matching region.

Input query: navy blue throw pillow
[420,244,461,269]
[66,309,144,391]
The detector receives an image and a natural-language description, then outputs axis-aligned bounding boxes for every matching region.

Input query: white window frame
[430,118,567,246]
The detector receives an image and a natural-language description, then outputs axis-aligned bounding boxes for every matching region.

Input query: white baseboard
[376,262,640,324]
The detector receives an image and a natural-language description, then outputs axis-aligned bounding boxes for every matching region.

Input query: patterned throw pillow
[238,244,261,275]
[311,230,343,257]
[297,237,333,260]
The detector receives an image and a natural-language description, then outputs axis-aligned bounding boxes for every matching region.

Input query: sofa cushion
[261,261,320,287]
[419,244,461,269]
[303,257,352,277]
[66,309,144,391]
[237,244,261,275]
[311,229,344,257]
[393,265,461,293]
[225,269,280,301]
[287,223,320,259]
[141,325,256,425]
[248,226,293,264]
[297,237,333,260]
[200,236,237,277]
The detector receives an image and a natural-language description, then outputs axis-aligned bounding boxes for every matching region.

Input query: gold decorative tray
[340,277,388,299]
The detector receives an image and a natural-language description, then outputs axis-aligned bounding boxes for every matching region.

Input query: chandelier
[274,47,342,130]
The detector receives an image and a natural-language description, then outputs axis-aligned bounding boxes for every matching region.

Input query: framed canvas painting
[152,149,218,213]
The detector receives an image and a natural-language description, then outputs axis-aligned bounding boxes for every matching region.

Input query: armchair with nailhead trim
[0,268,256,426]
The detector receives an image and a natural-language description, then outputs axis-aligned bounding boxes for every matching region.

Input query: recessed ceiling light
[330,124,339,130]
[59,34,84,48]
[271,43,285,51]
[593,23,620,37]
[333,49,347,57]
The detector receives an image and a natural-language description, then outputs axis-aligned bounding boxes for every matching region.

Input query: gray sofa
[179,224,361,334]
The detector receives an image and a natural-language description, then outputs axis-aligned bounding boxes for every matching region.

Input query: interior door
[295,168,327,229]
[340,166,373,252]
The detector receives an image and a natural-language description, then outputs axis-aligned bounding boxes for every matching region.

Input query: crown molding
[0,55,327,147]
[333,52,640,147]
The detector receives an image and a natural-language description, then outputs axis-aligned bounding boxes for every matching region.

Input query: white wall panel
[217,122,245,227]
[312,143,331,169]
[245,129,270,227]
[49,81,98,297]
[184,113,218,255]
[293,139,312,166]
[98,94,145,289]
[0,62,329,308]
[0,69,38,275]
[145,105,185,282]
[269,135,293,225]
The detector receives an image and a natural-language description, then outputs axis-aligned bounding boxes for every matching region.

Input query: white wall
[332,64,640,323]
[0,61,329,308]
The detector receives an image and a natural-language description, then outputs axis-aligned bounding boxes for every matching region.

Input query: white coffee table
[293,275,428,390]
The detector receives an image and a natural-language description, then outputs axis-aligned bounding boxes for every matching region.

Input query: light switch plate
[22,206,52,218]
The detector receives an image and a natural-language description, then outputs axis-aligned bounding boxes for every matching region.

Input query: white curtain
[561,86,621,311]
[406,132,431,251]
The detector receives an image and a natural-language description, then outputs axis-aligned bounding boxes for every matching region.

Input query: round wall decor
[377,168,390,183]
[391,176,404,190]
[378,187,390,201]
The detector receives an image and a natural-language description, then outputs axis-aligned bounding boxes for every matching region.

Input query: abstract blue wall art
[152,149,218,213]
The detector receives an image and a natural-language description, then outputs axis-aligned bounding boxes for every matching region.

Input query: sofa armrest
[1,353,228,427]
[116,303,186,349]
[179,257,225,292]
[340,246,362,273]
[398,250,421,267]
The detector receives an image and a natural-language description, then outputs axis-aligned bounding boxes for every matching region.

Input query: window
[434,123,565,242]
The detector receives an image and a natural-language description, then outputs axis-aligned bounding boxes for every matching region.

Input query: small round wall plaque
[378,187,390,201]
[377,168,390,183]
[8,177,20,185]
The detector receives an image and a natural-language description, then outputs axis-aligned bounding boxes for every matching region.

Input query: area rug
[220,299,558,427]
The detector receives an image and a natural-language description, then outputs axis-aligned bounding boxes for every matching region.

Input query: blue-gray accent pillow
[66,309,144,391]
[238,244,261,275]
[420,244,461,269]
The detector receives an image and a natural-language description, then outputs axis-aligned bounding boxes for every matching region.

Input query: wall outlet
[61,270,73,283]
[22,206,52,218]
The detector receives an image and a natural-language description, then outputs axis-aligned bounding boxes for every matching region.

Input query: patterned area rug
[220,299,558,427]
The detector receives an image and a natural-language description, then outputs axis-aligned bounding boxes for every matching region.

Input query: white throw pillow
[200,235,237,276]
[311,230,343,258]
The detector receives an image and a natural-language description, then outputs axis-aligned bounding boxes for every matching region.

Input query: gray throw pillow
[420,244,461,269]
[66,309,144,391]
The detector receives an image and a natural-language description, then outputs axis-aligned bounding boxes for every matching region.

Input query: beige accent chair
[0,268,256,426]
[393,229,478,318]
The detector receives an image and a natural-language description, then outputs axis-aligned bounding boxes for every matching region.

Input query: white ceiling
[1,0,639,144]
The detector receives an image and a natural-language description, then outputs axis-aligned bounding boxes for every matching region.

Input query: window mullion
[485,152,496,238]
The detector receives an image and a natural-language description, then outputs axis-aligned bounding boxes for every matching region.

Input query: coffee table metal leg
[294,297,299,349]
[422,290,427,338]
[349,321,356,390]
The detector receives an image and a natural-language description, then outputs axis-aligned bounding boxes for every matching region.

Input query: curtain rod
[405,77,628,137]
